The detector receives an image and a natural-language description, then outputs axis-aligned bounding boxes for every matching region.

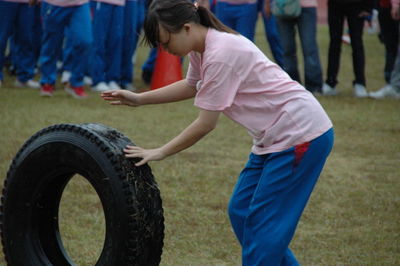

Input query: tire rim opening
[58,174,106,265]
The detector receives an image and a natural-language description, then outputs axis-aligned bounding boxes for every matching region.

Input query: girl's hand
[124,145,166,166]
[101,90,141,107]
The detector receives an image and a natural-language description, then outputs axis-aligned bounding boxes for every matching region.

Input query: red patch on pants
[294,142,310,167]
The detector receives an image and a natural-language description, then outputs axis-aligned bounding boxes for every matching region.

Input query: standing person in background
[0,0,40,89]
[377,0,399,84]
[276,0,323,94]
[369,0,400,98]
[258,0,285,68]
[215,0,259,41]
[90,0,125,92]
[121,0,138,91]
[322,0,374,97]
[34,0,93,98]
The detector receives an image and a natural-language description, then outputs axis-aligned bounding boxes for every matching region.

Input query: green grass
[0,22,399,265]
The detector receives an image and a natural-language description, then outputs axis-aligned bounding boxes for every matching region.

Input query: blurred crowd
[0,0,399,99]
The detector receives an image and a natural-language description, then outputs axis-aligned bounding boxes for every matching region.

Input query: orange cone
[150,47,183,90]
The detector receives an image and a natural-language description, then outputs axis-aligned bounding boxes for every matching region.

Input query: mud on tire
[0,123,164,265]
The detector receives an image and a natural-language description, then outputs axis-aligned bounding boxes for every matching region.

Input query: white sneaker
[91,82,109,92]
[14,79,40,89]
[369,84,400,99]
[83,76,93,86]
[123,83,137,91]
[322,83,337,96]
[354,83,368,98]
[61,71,71,84]
[108,81,122,90]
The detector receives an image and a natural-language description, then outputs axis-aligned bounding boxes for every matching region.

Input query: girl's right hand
[101,90,141,107]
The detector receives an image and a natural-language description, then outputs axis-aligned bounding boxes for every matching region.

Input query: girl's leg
[242,129,334,266]
[228,153,265,245]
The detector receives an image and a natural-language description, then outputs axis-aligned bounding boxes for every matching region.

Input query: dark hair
[143,0,237,48]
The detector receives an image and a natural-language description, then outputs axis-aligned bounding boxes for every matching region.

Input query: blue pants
[0,2,37,82]
[277,7,323,92]
[259,0,285,69]
[39,2,92,87]
[216,2,258,41]
[90,2,124,85]
[229,128,334,265]
[121,0,138,86]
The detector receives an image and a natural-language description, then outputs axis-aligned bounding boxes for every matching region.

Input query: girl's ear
[183,23,192,34]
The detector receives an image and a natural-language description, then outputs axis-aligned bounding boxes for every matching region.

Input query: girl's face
[158,24,193,57]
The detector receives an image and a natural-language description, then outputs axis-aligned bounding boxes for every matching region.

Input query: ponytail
[143,0,237,48]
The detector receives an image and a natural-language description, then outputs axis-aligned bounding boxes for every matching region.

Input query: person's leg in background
[104,4,124,90]
[277,17,301,83]
[13,3,40,89]
[235,3,258,41]
[323,2,345,95]
[121,0,138,90]
[297,7,323,93]
[65,3,92,98]
[39,2,69,96]
[346,5,368,97]
[0,1,18,87]
[215,1,237,31]
[377,6,399,83]
[90,2,111,91]
[259,0,285,68]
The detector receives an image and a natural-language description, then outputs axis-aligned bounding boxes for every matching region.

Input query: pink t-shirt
[186,29,332,155]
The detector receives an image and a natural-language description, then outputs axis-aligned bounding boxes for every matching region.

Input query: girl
[101,0,334,264]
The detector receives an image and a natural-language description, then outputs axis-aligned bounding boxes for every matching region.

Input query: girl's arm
[101,79,197,106]
[124,109,221,166]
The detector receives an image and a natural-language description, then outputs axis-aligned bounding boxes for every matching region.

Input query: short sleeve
[194,62,242,111]
[186,53,201,88]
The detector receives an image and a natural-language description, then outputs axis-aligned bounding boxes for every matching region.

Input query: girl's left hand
[124,145,166,166]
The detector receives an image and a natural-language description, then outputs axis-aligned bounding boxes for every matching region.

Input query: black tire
[0,123,164,265]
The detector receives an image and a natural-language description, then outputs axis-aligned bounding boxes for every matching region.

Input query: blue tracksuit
[0,2,38,83]
[39,2,92,87]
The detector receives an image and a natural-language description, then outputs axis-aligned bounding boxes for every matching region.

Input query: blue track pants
[229,128,334,265]
[90,2,124,85]
[39,2,92,87]
[121,0,138,86]
[0,2,37,82]
[216,2,258,41]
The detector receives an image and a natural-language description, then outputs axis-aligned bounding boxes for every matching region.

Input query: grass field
[0,22,399,265]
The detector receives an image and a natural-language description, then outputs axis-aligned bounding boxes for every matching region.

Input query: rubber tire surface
[0,123,164,265]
